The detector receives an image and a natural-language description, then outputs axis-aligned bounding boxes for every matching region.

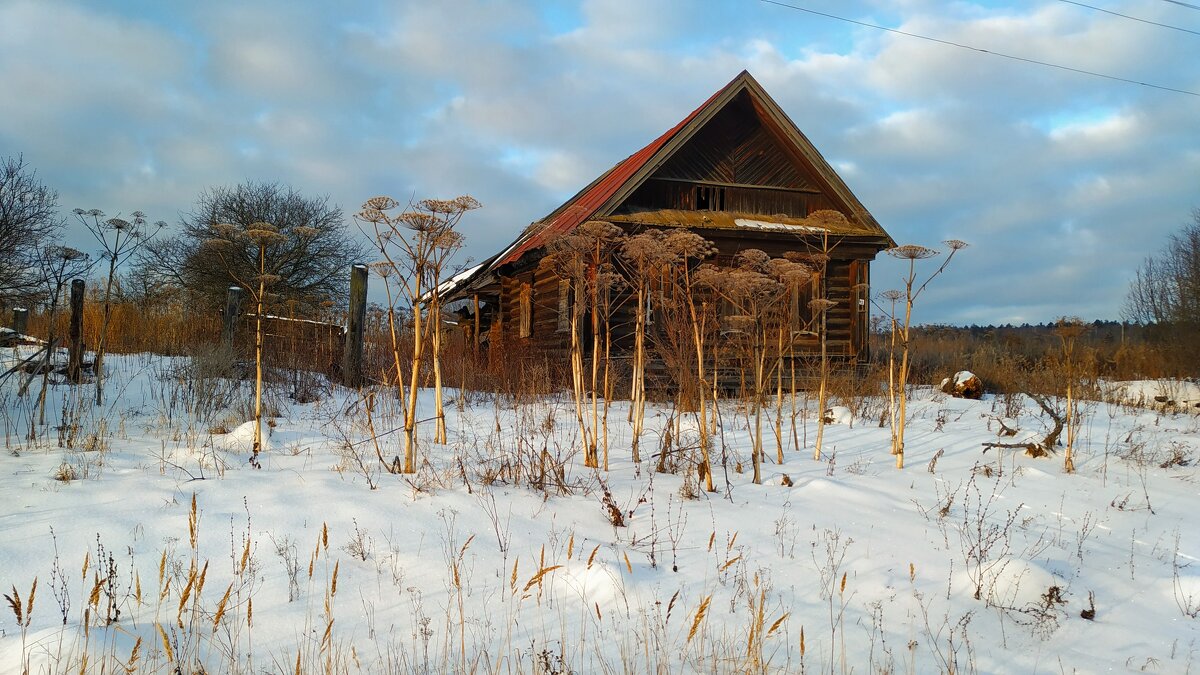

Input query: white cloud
[1,0,1197,323]
[1048,111,1138,146]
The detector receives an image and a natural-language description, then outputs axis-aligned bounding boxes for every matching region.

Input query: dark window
[695,185,726,211]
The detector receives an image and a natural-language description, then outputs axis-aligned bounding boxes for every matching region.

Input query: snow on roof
[419,262,486,304]
[733,218,829,233]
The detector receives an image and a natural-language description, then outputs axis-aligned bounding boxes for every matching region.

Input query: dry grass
[4,486,825,675]
[15,285,1192,674]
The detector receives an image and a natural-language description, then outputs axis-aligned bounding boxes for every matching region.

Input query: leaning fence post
[343,264,368,388]
[222,286,244,349]
[68,279,85,383]
[12,307,28,335]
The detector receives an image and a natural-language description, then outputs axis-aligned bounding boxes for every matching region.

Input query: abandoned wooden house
[444,70,895,378]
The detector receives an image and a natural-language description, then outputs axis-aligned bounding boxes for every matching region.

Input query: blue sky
[2,0,1198,325]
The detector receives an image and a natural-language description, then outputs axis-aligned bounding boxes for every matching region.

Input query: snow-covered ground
[2,348,1199,673]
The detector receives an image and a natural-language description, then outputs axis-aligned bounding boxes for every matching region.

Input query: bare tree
[140,182,365,310]
[1125,209,1200,372]
[0,155,60,304]
[1126,209,1200,326]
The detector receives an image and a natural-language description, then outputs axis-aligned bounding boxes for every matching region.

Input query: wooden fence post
[68,279,85,383]
[222,286,244,349]
[12,307,28,335]
[472,294,480,353]
[343,264,368,388]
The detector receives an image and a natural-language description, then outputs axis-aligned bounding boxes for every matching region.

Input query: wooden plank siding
[618,91,847,220]
[491,232,877,391]
[654,91,817,190]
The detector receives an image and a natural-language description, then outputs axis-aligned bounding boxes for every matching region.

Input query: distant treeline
[909,320,1141,345]
[895,320,1196,387]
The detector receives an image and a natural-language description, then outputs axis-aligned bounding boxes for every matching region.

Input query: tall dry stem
[884,240,966,469]
[74,208,165,407]
[357,195,478,472]
[1055,317,1087,473]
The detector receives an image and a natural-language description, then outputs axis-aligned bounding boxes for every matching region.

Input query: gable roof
[494,86,723,266]
[450,70,891,297]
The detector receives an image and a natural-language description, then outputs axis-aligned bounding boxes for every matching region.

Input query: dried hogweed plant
[1054,316,1088,473]
[74,208,166,406]
[356,195,478,473]
[203,221,302,466]
[883,239,967,469]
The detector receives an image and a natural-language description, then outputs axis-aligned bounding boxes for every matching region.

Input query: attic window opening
[695,185,725,211]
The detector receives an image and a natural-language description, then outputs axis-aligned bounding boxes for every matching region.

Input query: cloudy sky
[2,0,1197,325]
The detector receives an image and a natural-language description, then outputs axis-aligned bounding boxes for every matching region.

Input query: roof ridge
[484,69,889,271]
[493,72,751,266]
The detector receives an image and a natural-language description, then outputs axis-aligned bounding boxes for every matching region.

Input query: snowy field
[2,348,1199,674]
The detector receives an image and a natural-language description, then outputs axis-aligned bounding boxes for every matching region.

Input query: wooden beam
[11,307,28,335]
[472,294,480,352]
[222,286,244,349]
[343,264,368,388]
[68,279,85,384]
[647,176,822,194]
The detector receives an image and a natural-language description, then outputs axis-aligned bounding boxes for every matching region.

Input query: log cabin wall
[699,231,876,360]
[496,266,573,359]
[493,235,876,379]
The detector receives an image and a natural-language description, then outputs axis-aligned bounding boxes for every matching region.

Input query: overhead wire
[759,0,1200,97]
[1157,0,1200,11]
[1056,0,1200,36]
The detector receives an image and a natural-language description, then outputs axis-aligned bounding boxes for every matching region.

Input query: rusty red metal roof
[494,78,732,266]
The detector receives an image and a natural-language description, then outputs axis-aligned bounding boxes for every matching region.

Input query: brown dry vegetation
[16,294,1195,408]
[899,321,1195,397]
